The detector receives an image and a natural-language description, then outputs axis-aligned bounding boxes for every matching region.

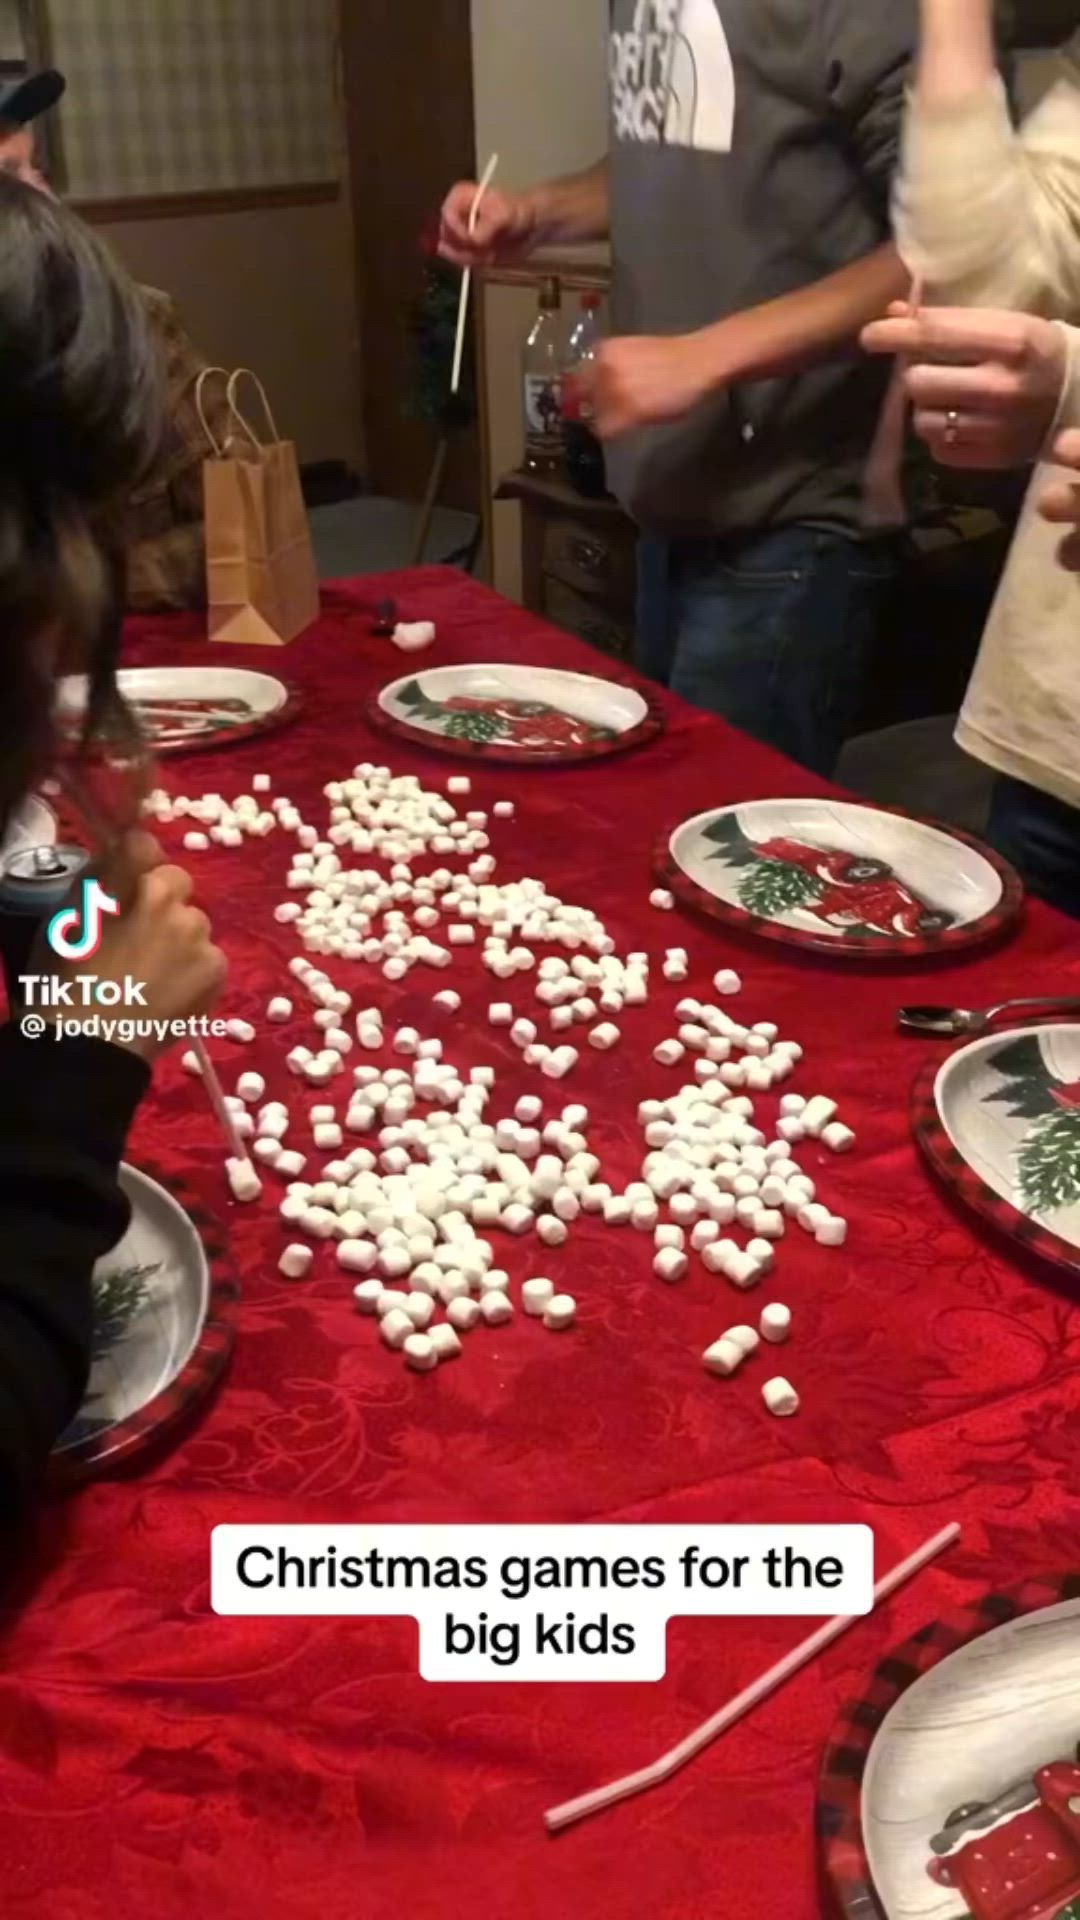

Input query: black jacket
[0,1027,149,1526]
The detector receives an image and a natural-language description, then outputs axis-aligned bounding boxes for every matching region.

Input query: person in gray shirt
[442,0,918,776]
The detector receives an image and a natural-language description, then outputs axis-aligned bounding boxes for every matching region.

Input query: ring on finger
[943,409,962,448]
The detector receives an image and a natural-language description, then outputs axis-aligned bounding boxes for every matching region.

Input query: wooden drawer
[541,572,634,662]
[542,513,638,610]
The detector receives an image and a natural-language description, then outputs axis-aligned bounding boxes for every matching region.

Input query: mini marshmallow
[183,832,210,852]
[763,1377,800,1418]
[254,1138,283,1166]
[537,1216,569,1248]
[650,889,675,911]
[703,1338,745,1378]
[227,1158,262,1204]
[654,1247,688,1284]
[481,1292,513,1326]
[588,1024,620,1052]
[523,1277,556,1317]
[822,1122,856,1155]
[314,1123,344,1151]
[816,1215,848,1248]
[448,775,472,795]
[339,1240,378,1275]
[543,1294,576,1331]
[236,1073,266,1105]
[392,621,437,653]
[227,1020,257,1044]
[253,774,272,793]
[279,1245,313,1280]
[802,1096,839,1138]
[493,801,515,819]
[713,969,742,996]
[429,1324,463,1362]
[267,998,294,1024]
[447,1296,482,1332]
[489,1003,514,1027]
[760,1303,792,1344]
[655,1224,686,1251]
[653,1040,686,1068]
[725,1325,761,1357]
[433,990,462,1013]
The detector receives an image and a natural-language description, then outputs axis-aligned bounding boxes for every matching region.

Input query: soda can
[0,842,90,1008]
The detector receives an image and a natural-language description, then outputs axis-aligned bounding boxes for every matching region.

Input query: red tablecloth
[3,569,1079,1920]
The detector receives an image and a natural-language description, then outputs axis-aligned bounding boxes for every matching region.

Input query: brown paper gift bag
[198,367,321,647]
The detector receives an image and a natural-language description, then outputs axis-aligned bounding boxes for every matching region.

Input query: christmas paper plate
[914,1026,1080,1280]
[367,663,665,765]
[56,666,301,757]
[656,800,1021,959]
[0,794,56,863]
[818,1573,1080,1920]
[51,1162,237,1476]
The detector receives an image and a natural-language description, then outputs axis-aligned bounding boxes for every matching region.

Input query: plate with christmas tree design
[914,1026,1080,1279]
[50,1162,237,1476]
[818,1573,1080,1920]
[367,664,665,765]
[657,799,1021,958]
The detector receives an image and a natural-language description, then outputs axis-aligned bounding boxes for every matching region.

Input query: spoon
[898,996,1080,1038]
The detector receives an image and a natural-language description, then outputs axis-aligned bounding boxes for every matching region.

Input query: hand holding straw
[451,153,500,396]
[58,769,252,1170]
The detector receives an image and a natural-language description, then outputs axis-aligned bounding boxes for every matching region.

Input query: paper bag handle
[195,366,232,456]
[226,368,282,453]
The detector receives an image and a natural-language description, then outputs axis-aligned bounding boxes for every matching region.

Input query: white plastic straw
[544,1520,961,1835]
[451,153,499,396]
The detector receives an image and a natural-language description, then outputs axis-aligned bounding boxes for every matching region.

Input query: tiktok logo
[47,878,120,962]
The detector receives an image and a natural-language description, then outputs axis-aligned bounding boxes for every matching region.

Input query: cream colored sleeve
[894,41,1080,318]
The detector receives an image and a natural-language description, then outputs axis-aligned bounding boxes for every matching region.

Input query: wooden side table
[495,470,639,663]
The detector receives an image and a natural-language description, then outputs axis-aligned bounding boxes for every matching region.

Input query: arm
[0,1030,149,1529]
[588,0,914,438]
[439,159,609,268]
[588,245,910,440]
[897,1,1080,314]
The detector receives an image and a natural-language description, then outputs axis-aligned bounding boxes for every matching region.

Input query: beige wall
[471,0,610,599]
[98,194,363,471]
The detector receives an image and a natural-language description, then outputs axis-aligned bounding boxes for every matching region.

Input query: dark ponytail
[0,175,162,830]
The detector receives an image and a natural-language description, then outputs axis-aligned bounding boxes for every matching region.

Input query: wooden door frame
[340,0,480,515]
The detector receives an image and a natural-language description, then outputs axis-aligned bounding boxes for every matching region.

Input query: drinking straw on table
[544,1520,961,1835]
[451,153,499,396]
[58,768,253,1170]
[863,274,925,528]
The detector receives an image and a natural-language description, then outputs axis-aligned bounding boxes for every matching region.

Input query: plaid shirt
[124,286,232,614]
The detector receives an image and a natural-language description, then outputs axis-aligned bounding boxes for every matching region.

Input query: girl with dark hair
[0,176,226,1527]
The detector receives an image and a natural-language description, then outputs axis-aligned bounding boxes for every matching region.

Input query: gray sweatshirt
[606,0,917,540]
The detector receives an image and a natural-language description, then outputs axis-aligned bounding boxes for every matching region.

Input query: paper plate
[818,1574,1080,1920]
[0,794,56,864]
[51,1162,237,1475]
[914,1026,1080,1280]
[367,663,664,765]
[57,666,300,756]
[657,800,1021,959]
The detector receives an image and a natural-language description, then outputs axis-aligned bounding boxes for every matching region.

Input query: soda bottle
[562,293,609,499]
[523,277,564,475]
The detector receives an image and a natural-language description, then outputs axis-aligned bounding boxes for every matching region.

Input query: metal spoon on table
[898,996,1080,1038]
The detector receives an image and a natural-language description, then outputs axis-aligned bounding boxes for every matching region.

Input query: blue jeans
[988,776,1080,921]
[637,526,896,777]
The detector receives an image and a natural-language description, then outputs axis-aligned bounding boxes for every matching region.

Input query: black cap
[0,69,65,129]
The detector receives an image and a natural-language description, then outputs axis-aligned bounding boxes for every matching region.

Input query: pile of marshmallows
[168,765,855,1413]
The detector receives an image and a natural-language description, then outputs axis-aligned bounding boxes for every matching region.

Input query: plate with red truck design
[657,799,1022,958]
[368,664,664,766]
[818,1574,1080,1920]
